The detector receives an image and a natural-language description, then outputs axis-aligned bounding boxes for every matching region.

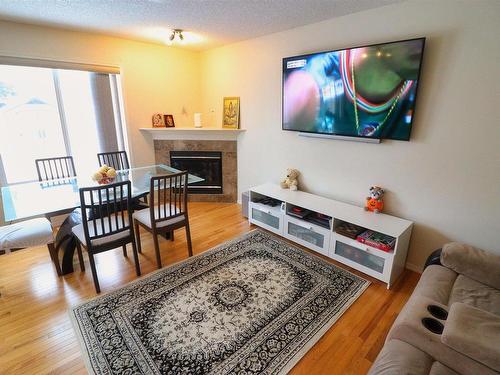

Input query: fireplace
[170,151,223,194]
[155,140,236,202]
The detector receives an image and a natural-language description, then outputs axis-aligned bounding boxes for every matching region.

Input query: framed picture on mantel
[152,113,165,127]
[223,97,240,129]
[164,114,175,127]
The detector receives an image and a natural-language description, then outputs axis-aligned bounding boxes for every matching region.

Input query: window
[0,64,126,184]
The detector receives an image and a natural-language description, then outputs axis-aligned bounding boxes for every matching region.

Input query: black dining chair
[98,150,149,207]
[97,151,130,170]
[35,156,76,181]
[133,171,192,269]
[72,180,141,293]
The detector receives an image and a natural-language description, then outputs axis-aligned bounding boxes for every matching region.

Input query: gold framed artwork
[222,97,240,129]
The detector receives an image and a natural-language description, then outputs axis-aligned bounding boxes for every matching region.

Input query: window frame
[0,58,127,186]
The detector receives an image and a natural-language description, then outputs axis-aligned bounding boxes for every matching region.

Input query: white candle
[194,113,202,128]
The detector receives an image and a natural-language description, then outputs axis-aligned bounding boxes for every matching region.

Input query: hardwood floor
[0,202,420,374]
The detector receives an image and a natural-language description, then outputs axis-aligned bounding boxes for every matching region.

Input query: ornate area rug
[70,230,369,375]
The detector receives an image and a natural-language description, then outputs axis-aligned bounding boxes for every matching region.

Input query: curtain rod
[0,55,120,74]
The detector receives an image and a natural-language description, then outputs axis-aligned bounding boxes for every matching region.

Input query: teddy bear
[365,186,385,213]
[280,168,300,191]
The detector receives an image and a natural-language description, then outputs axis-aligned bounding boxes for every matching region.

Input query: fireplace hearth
[170,151,223,194]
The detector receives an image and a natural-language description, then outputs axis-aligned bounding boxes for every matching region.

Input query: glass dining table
[1,164,203,274]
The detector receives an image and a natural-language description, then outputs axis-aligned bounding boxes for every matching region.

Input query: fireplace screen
[170,151,222,194]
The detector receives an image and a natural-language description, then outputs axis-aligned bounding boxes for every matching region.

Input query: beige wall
[0,20,201,167]
[200,0,500,270]
[1,0,499,270]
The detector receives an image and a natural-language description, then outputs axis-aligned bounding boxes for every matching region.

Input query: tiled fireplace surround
[154,140,237,202]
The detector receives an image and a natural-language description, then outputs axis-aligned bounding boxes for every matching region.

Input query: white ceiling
[0,0,401,50]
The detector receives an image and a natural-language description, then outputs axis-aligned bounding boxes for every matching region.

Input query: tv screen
[282,38,425,141]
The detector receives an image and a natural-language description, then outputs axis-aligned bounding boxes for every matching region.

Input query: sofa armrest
[441,242,500,289]
[442,302,500,372]
[387,296,497,375]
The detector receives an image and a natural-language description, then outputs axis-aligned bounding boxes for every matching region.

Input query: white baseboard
[405,262,423,274]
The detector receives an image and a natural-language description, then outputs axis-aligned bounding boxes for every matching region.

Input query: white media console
[248,183,413,289]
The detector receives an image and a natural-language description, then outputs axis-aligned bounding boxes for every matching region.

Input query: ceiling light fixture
[167,29,185,45]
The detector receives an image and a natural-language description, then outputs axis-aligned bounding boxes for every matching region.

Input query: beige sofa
[369,243,500,375]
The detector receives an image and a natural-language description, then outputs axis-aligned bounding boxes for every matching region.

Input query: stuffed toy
[280,168,300,191]
[365,186,385,213]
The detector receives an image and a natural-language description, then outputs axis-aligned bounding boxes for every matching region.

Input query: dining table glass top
[1,164,203,222]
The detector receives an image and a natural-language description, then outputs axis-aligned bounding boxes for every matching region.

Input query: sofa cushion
[442,303,500,372]
[429,362,459,375]
[387,296,498,375]
[448,275,500,316]
[368,339,433,375]
[441,242,500,290]
[412,265,457,305]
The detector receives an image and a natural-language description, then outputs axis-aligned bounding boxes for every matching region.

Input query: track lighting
[167,29,185,45]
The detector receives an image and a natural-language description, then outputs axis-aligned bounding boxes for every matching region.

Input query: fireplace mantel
[140,127,245,141]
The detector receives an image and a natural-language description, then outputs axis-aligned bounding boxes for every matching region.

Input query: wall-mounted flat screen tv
[282,38,425,141]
